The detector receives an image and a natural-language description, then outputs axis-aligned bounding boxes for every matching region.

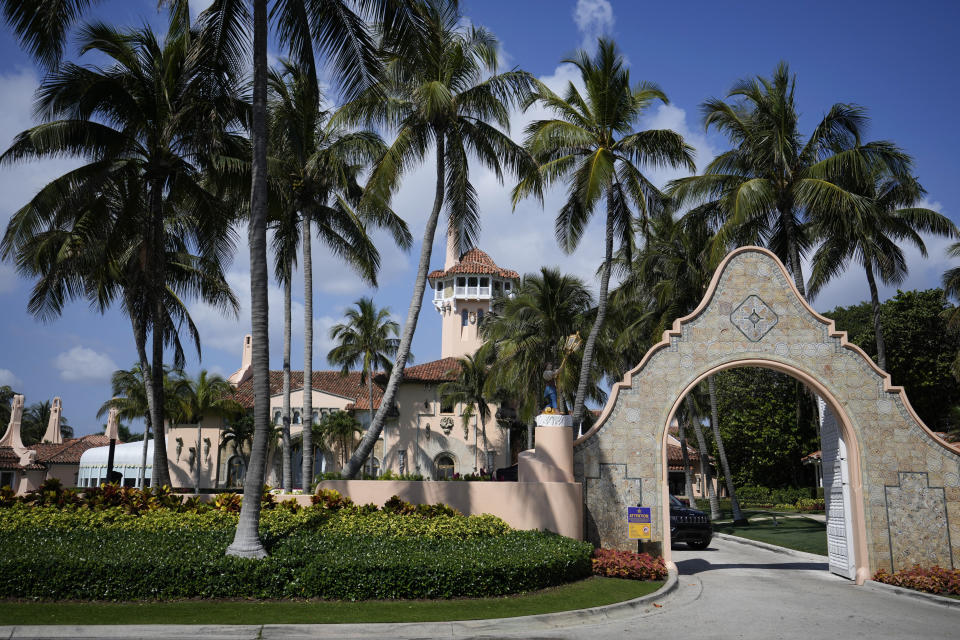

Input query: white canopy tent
[78,440,153,488]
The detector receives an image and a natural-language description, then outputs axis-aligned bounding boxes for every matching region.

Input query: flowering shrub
[311,488,354,511]
[591,549,667,581]
[873,565,960,595]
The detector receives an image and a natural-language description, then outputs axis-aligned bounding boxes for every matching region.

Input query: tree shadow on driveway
[675,555,828,575]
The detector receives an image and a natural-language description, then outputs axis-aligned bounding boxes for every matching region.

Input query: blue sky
[0,0,957,436]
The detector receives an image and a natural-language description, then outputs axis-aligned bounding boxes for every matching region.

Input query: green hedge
[0,504,509,539]
[0,528,592,600]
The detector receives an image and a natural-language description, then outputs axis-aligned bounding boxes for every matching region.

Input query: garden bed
[0,484,593,601]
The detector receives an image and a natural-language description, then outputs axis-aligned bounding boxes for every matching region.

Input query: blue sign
[628,507,651,523]
[627,507,651,539]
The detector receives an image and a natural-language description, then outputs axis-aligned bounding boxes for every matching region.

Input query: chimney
[41,396,64,444]
[444,227,458,270]
[104,407,120,440]
[0,394,26,450]
[228,335,254,385]
[241,334,252,370]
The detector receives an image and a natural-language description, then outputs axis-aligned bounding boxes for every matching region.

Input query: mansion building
[99,237,523,490]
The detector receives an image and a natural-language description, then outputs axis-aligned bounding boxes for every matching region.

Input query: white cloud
[0,368,21,387]
[53,346,118,382]
[573,0,615,51]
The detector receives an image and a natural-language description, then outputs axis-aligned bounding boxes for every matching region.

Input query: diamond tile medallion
[731,294,778,341]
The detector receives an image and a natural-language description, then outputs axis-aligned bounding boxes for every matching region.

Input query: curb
[863,579,960,610]
[0,573,680,639]
[713,532,829,563]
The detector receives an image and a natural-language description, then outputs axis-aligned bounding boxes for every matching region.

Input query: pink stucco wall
[315,480,583,539]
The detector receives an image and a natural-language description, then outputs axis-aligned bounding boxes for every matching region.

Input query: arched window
[293,410,301,424]
[226,455,246,488]
[477,309,484,326]
[311,410,319,425]
[434,453,455,480]
[461,310,468,327]
[273,410,282,425]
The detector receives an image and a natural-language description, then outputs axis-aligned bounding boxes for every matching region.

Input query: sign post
[628,506,651,553]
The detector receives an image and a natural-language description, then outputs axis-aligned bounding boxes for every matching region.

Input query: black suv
[670,494,712,549]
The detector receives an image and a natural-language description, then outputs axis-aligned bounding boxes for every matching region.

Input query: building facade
[154,239,521,489]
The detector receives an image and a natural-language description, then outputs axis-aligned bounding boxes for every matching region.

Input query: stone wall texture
[573,246,960,574]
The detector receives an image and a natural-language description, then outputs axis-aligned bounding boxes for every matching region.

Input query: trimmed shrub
[591,549,667,581]
[0,528,591,600]
[873,565,960,596]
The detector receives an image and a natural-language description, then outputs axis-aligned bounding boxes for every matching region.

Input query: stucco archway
[573,246,960,583]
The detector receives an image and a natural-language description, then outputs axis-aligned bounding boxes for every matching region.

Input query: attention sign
[628,507,651,540]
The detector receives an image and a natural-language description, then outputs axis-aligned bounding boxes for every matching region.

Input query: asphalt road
[513,536,960,640]
[3,537,958,639]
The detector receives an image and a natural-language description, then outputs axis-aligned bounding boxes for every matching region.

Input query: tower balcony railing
[454,285,491,297]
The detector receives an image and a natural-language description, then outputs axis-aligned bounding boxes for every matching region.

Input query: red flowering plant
[873,565,960,595]
[591,548,667,581]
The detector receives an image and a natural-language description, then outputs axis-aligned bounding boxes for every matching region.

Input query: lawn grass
[0,577,662,626]
[714,515,827,556]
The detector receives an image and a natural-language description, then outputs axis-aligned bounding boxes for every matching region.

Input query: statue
[542,332,583,414]
[543,361,559,411]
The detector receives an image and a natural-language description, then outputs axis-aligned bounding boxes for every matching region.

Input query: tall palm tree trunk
[572,194,615,429]
[343,135,446,478]
[226,0,269,559]
[281,275,292,490]
[707,375,745,524]
[148,184,171,488]
[677,416,695,505]
[686,395,720,520]
[301,210,314,487]
[367,374,374,442]
[131,313,154,489]
[865,263,887,371]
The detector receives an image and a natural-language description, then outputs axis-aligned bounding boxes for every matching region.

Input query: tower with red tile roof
[428,231,518,359]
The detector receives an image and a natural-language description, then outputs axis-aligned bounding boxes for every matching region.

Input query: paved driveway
[514,536,958,640]
[4,537,957,639]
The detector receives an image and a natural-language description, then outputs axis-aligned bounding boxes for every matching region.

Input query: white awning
[79,440,153,469]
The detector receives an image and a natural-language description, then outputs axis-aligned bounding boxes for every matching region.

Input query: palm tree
[0,386,18,426]
[624,211,746,523]
[685,393,720,520]
[221,414,256,473]
[176,370,243,494]
[339,0,534,478]
[482,268,595,423]
[328,297,400,430]
[1,15,243,488]
[809,163,957,371]
[319,410,363,468]
[438,353,493,471]
[513,38,695,431]
[290,419,327,478]
[943,244,960,373]
[20,400,73,445]
[98,365,161,488]
[263,61,410,494]
[211,0,421,560]
[669,62,909,297]
[674,402,696,507]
